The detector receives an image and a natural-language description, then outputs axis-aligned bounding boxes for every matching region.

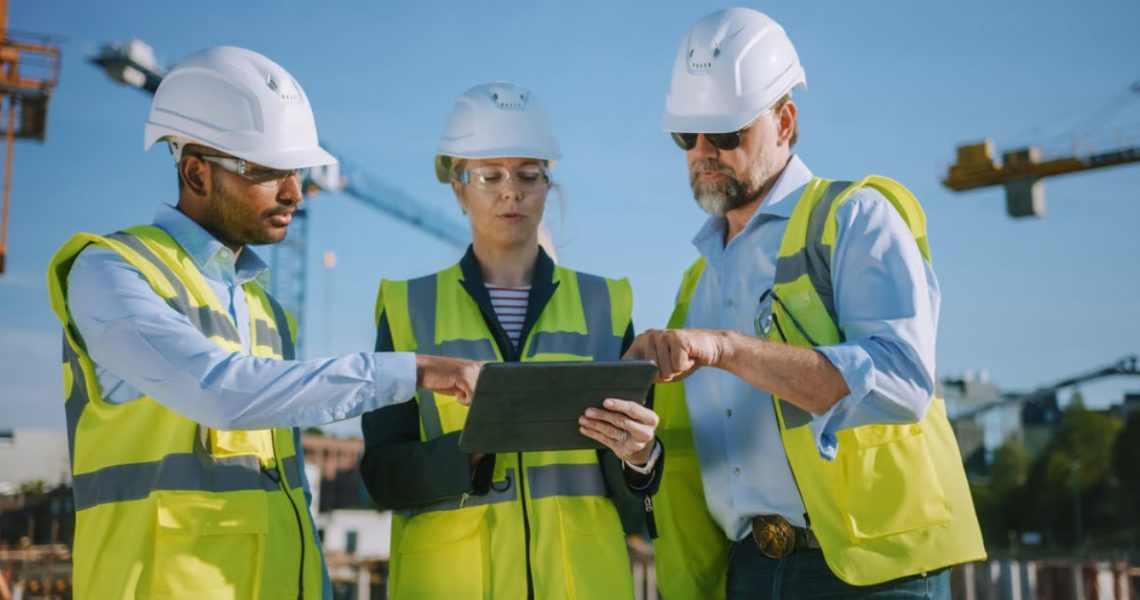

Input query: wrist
[624,440,662,474]
[711,329,737,369]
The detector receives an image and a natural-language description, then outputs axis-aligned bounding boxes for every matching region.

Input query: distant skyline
[2,1,1138,435]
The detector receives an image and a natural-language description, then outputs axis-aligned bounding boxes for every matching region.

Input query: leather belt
[750,514,820,559]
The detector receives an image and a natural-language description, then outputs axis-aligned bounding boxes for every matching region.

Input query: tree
[1017,401,1122,546]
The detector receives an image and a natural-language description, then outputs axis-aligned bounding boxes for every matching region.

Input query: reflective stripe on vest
[47,226,323,599]
[653,176,985,593]
[379,263,636,600]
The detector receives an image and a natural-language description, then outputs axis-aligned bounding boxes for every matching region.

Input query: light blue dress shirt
[66,204,418,598]
[682,156,940,540]
[66,204,417,430]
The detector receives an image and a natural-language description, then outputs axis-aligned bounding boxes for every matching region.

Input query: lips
[268,211,294,227]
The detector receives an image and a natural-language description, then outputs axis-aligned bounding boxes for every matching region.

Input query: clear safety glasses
[195,154,307,187]
[456,165,551,194]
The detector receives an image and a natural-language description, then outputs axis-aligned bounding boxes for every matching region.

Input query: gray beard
[690,159,757,217]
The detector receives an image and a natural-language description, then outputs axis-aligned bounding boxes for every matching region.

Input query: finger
[601,398,657,425]
[579,426,621,454]
[583,407,633,432]
[579,416,625,442]
[622,335,648,360]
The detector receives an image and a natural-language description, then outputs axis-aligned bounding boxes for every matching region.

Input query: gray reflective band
[771,181,849,323]
[62,339,88,467]
[418,389,444,440]
[71,452,281,511]
[527,272,622,360]
[261,293,295,361]
[526,463,607,500]
[107,232,242,346]
[395,469,519,518]
[406,275,498,361]
[253,319,283,357]
[280,454,304,490]
[778,400,814,430]
[406,275,496,440]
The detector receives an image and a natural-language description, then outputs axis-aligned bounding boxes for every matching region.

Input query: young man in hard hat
[46,46,480,599]
[629,8,986,599]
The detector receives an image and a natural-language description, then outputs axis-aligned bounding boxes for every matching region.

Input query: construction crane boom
[951,355,1140,422]
[942,81,1140,218]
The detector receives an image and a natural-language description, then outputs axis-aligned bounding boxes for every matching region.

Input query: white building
[0,429,70,494]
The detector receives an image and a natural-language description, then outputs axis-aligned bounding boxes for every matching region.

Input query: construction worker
[45,46,480,599]
[360,82,663,600]
[631,8,986,599]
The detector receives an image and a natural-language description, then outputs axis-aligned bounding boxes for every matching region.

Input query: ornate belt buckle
[751,514,796,559]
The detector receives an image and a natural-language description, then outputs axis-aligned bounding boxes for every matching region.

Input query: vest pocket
[392,506,490,599]
[840,424,951,541]
[151,491,269,598]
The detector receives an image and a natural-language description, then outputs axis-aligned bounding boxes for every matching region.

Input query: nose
[277,172,303,206]
[499,177,524,202]
[691,134,719,158]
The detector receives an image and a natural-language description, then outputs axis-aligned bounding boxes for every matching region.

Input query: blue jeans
[725,539,950,599]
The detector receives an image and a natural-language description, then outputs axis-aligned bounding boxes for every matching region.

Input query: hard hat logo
[663,8,806,135]
[144,46,335,171]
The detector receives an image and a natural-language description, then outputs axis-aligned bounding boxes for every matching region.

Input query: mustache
[689,158,737,183]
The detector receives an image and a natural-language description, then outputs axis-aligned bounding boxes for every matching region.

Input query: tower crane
[942,81,1140,218]
[0,0,60,273]
[90,39,469,356]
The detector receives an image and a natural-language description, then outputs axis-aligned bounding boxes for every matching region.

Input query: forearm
[714,329,849,415]
[360,402,477,510]
[89,319,415,430]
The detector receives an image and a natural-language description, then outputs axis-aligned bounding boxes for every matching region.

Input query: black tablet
[458,360,657,454]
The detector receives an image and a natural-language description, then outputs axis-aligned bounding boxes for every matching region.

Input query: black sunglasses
[671,128,748,151]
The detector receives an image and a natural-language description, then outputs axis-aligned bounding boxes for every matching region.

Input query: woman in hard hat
[360,82,662,599]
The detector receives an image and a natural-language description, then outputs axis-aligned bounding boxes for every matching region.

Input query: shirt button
[726,409,733,418]
[733,467,742,477]
[724,298,734,308]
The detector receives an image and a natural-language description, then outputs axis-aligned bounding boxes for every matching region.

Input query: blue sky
[2,1,1138,433]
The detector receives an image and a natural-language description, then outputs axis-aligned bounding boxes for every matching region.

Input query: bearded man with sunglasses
[627,8,984,600]
[46,46,479,599]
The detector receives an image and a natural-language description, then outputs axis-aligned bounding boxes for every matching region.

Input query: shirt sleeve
[66,246,417,431]
[808,188,940,460]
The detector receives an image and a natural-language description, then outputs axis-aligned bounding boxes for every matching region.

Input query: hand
[415,355,482,406]
[578,398,659,465]
[623,328,726,383]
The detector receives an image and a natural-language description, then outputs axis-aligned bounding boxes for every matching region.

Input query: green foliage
[973,400,1128,551]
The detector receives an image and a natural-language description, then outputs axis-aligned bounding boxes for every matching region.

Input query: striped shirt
[486,284,531,347]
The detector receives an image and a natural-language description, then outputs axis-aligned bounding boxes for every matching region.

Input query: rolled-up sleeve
[67,246,417,431]
[808,189,940,459]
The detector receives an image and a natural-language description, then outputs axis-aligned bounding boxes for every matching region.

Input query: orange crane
[0,0,60,273]
[942,82,1140,218]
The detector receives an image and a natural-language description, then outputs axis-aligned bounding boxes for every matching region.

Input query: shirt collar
[152,204,271,287]
[691,154,813,258]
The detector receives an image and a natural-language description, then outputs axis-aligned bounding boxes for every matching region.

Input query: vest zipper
[517,452,535,600]
[269,436,306,599]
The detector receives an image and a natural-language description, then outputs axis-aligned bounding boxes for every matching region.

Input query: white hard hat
[144,46,336,170]
[662,8,806,134]
[434,82,561,183]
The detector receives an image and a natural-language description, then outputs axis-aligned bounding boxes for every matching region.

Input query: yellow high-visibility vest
[47,226,324,599]
[653,177,986,595]
[376,263,636,599]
